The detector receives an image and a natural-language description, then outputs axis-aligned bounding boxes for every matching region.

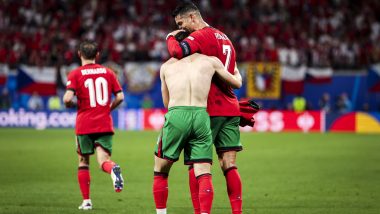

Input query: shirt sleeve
[166,31,202,59]
[110,71,122,94]
[66,70,77,92]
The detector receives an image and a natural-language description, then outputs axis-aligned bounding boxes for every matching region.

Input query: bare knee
[193,163,211,177]
[95,146,111,168]
[218,151,237,171]
[154,156,173,174]
[78,155,90,167]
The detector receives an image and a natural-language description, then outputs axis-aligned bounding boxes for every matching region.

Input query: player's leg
[94,133,124,192]
[188,115,222,214]
[215,117,243,214]
[77,154,92,210]
[187,109,214,214]
[95,146,124,192]
[153,108,190,214]
[76,135,94,210]
[153,156,173,214]
[218,151,242,214]
[193,163,214,214]
[188,165,200,214]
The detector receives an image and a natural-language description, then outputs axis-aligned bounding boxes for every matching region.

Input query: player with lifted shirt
[167,2,243,214]
[63,40,124,210]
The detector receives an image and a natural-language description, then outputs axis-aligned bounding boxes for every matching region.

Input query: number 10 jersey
[66,63,122,135]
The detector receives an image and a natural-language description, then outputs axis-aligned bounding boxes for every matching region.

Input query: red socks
[190,166,241,213]
[224,167,242,214]
[189,167,201,214]
[101,160,116,174]
[197,174,214,214]
[78,166,90,200]
[153,172,169,209]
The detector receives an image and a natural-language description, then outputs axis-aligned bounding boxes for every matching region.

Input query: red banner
[240,111,323,133]
[136,109,323,132]
[142,109,167,130]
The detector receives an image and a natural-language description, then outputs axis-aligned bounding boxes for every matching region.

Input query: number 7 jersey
[66,63,122,135]
[167,26,240,116]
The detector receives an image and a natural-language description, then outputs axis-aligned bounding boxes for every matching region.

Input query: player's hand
[166,30,185,40]
[65,100,77,108]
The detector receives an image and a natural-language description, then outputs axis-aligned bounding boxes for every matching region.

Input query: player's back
[67,63,121,134]
[162,53,215,108]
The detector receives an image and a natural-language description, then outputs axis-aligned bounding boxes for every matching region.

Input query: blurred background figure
[27,91,44,110]
[336,93,352,113]
[292,95,306,112]
[48,94,62,111]
[141,94,153,109]
[0,88,11,109]
[319,93,331,113]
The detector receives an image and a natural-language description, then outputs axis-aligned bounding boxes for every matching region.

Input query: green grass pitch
[0,129,379,214]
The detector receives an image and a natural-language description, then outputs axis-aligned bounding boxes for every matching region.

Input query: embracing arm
[166,30,200,59]
[211,57,242,89]
[233,64,242,87]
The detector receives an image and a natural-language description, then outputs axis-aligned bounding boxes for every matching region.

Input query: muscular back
[161,53,215,108]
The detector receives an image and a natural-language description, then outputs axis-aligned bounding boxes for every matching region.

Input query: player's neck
[81,59,96,66]
[194,20,208,31]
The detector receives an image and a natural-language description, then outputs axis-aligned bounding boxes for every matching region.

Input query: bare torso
[162,53,215,108]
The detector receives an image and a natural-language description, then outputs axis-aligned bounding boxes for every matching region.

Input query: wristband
[166,34,174,41]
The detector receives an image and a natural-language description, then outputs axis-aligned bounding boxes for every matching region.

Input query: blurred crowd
[0,0,380,69]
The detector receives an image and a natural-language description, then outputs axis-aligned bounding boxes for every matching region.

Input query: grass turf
[0,129,379,214]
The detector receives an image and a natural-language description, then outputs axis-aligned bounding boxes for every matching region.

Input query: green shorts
[155,106,213,165]
[210,116,242,153]
[76,133,114,155]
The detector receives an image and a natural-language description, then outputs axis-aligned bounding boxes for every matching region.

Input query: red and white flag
[281,65,306,94]
[306,67,333,83]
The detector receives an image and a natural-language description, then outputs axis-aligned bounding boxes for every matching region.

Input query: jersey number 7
[223,44,232,70]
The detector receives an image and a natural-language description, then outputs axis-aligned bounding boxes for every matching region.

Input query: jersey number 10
[85,77,109,107]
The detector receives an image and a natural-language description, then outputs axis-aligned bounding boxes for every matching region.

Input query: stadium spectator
[319,93,331,113]
[0,88,11,109]
[47,95,62,111]
[141,94,153,109]
[27,91,44,110]
[336,92,353,113]
[362,103,370,112]
[0,0,379,68]
[166,2,243,213]
[153,31,242,214]
[292,95,306,112]
[63,40,124,210]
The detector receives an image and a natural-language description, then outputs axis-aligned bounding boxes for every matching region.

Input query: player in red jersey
[166,2,244,214]
[63,40,124,210]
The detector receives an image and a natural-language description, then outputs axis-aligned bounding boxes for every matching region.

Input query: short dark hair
[79,40,98,60]
[175,31,190,41]
[172,1,200,18]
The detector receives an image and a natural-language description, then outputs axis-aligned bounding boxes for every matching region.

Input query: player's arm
[109,70,124,111]
[211,57,242,89]
[63,90,75,108]
[160,65,169,109]
[110,91,124,111]
[166,30,200,59]
[63,71,77,108]
[233,64,242,86]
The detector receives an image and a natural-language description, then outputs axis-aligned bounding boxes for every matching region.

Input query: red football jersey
[66,63,122,135]
[167,27,239,116]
